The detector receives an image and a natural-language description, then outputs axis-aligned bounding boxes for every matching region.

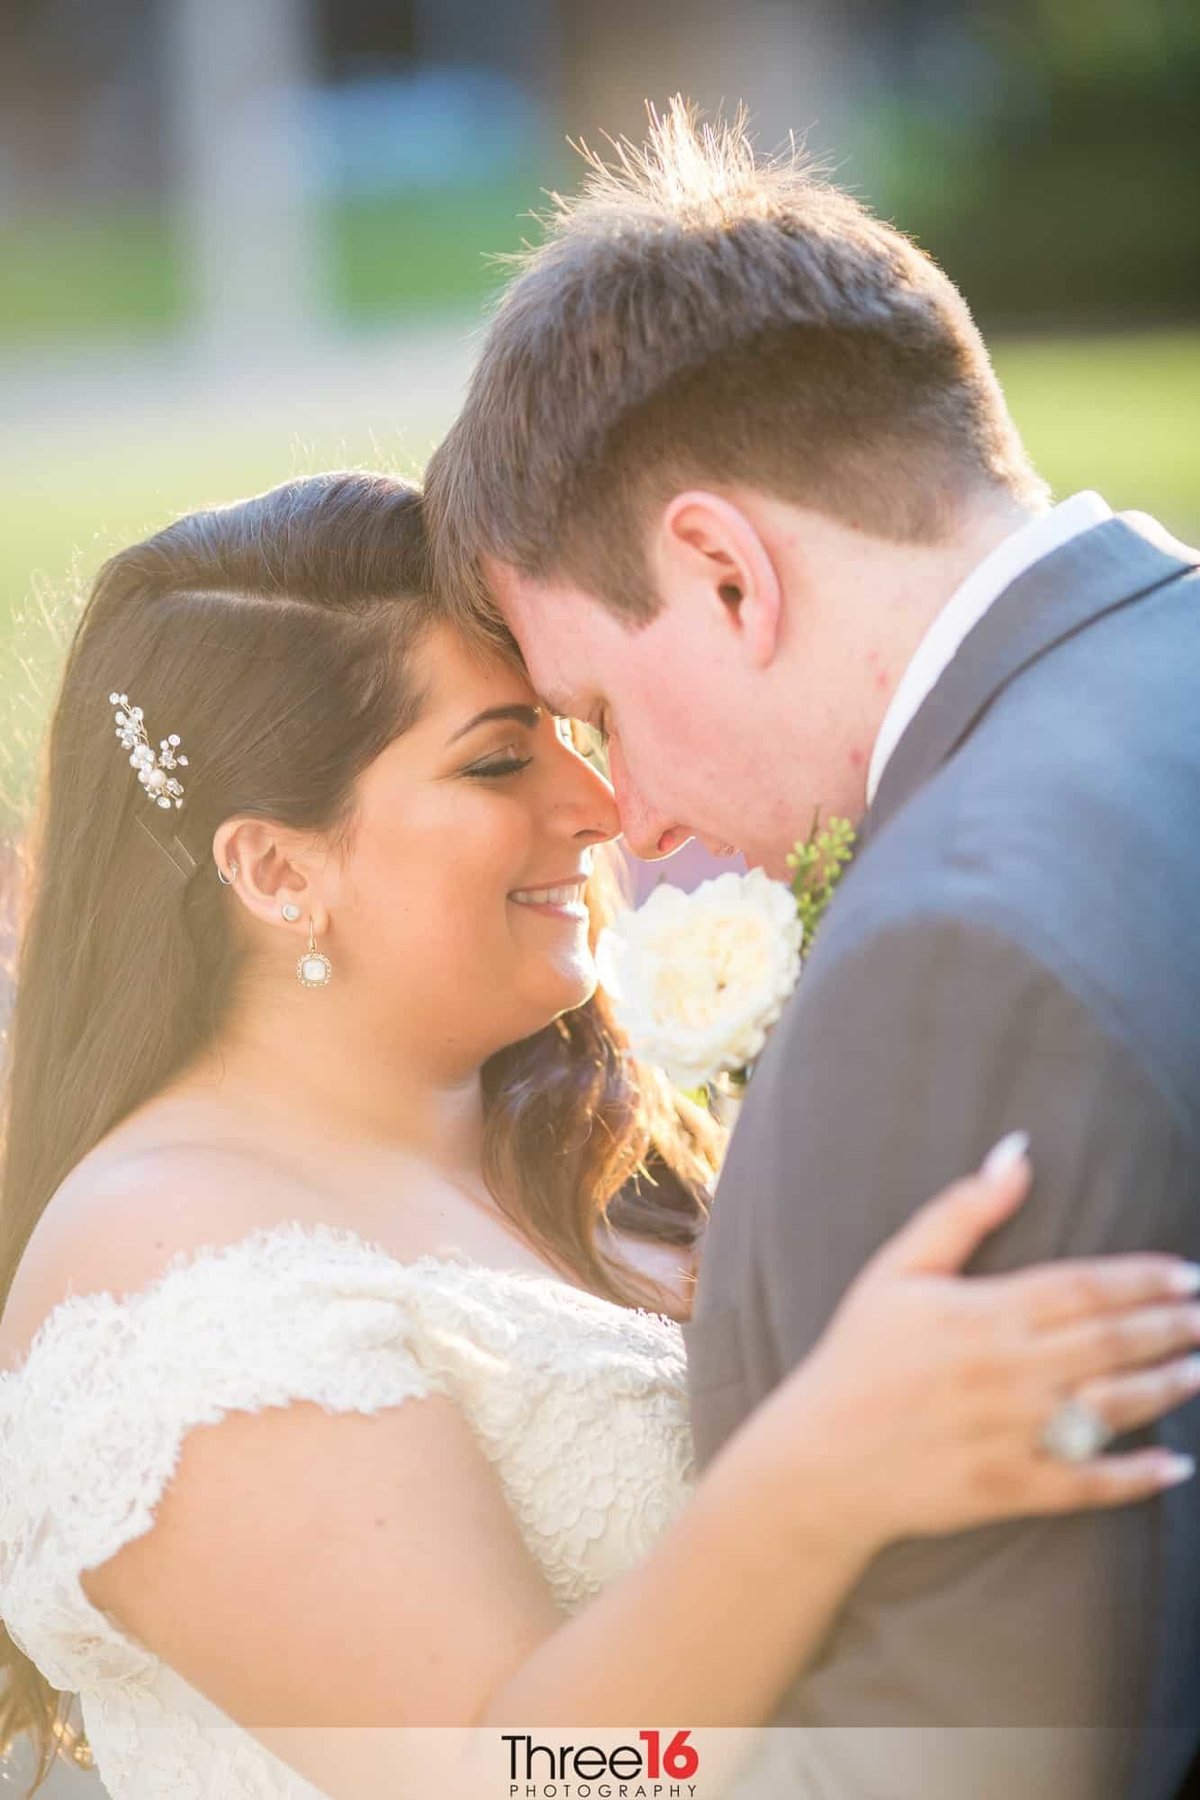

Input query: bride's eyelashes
[462,749,535,781]
[461,713,587,780]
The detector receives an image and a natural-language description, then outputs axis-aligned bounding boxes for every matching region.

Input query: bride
[2,471,1198,1800]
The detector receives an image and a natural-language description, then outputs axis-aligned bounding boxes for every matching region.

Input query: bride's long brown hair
[0,471,720,1789]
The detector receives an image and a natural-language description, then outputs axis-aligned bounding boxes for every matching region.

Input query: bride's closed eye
[463,746,534,780]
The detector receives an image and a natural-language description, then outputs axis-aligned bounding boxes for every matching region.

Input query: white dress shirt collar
[866,491,1113,805]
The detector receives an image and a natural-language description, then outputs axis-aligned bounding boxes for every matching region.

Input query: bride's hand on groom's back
[760,1133,1200,1549]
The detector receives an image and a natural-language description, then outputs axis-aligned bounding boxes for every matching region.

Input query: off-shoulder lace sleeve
[0,1222,448,1693]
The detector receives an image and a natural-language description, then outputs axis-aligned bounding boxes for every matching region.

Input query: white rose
[595,868,803,1091]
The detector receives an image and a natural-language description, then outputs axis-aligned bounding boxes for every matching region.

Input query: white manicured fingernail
[1170,1264,1200,1295]
[981,1131,1030,1179]
[1159,1453,1195,1486]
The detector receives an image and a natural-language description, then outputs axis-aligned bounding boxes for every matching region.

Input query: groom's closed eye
[564,718,610,773]
[530,684,611,770]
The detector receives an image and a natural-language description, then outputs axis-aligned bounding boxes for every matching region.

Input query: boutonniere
[786,811,857,951]
[596,816,856,1107]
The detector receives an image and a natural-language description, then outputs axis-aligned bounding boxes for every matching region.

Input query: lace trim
[0,1219,689,1694]
[2,1217,683,1385]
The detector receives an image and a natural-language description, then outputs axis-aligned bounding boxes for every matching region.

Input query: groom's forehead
[482,556,673,717]
[488,571,607,677]
[486,555,614,635]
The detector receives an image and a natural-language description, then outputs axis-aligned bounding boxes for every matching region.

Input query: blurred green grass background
[0,183,543,343]
[0,323,1196,838]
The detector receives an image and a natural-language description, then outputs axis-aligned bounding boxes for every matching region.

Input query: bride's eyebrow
[446,704,542,745]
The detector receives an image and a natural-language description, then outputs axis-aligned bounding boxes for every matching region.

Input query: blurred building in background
[0,0,1196,940]
[2,0,1197,348]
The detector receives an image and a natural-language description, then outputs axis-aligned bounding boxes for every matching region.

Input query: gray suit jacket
[684,514,1200,1799]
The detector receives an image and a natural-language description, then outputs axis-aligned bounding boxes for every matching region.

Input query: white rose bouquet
[596,817,855,1100]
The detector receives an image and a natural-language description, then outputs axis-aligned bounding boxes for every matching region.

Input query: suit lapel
[861,515,1198,848]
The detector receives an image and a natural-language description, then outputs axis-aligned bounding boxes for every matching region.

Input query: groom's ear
[655,491,783,669]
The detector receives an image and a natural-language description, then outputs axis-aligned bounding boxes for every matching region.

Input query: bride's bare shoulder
[0,1114,320,1369]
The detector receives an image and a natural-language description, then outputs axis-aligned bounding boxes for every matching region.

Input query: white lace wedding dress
[0,1221,696,1798]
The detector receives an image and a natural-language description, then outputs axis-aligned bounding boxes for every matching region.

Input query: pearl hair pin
[110,690,189,810]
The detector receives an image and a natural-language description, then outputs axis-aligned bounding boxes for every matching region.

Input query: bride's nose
[545,737,621,845]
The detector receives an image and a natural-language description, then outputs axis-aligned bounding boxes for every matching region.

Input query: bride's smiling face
[329,624,620,1066]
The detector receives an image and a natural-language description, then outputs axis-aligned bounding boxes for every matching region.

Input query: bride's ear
[211,817,330,935]
[655,491,783,669]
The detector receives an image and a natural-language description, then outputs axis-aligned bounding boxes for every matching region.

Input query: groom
[424,107,1200,1797]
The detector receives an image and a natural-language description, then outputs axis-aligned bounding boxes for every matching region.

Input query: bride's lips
[508,874,590,922]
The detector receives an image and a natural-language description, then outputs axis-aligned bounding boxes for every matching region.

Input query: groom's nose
[609,738,694,862]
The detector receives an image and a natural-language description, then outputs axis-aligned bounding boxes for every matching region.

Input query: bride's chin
[493,971,600,1053]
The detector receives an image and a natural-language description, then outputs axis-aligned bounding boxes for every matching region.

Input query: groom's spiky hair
[425,100,1044,628]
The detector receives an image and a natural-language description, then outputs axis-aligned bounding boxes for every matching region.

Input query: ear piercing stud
[281,902,302,922]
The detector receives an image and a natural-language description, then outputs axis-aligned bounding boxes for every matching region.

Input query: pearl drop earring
[297,917,332,987]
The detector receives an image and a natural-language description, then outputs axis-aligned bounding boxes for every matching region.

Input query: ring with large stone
[1040,1397,1113,1463]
